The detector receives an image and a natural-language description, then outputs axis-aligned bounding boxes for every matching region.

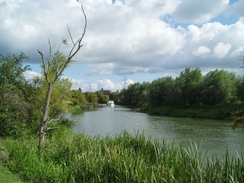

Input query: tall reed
[4,125,244,182]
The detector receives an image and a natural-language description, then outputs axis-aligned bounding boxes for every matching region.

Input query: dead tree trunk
[38,83,53,150]
[37,4,87,150]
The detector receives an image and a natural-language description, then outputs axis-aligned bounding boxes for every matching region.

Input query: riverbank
[2,124,244,182]
[146,104,244,120]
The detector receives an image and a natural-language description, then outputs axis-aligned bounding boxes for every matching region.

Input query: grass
[0,164,23,183]
[2,125,244,182]
[0,138,23,183]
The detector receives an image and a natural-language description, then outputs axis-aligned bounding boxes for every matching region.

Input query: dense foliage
[0,53,30,137]
[116,68,244,119]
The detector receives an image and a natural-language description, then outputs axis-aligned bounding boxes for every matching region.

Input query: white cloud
[86,63,115,76]
[24,70,41,80]
[97,79,123,91]
[71,78,134,92]
[1,0,244,91]
[213,42,232,58]
[192,46,211,56]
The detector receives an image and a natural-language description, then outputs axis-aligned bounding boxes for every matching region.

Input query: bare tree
[37,5,87,150]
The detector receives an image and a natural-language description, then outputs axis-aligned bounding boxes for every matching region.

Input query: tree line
[111,68,244,118]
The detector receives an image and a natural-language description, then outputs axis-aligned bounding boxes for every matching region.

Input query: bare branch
[56,4,87,81]
[48,113,63,124]
[68,4,87,59]
[67,25,75,46]
[56,62,66,76]
[37,50,49,82]
[47,38,53,65]
[47,39,57,58]
[80,4,87,43]
[53,5,87,82]
[46,127,59,131]
[37,50,45,67]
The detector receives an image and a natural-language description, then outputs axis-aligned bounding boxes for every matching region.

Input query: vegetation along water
[2,48,244,181]
[2,123,244,183]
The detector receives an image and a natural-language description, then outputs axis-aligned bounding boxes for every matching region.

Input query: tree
[37,5,87,150]
[85,92,99,107]
[201,69,237,105]
[148,77,174,107]
[70,89,87,109]
[0,53,30,137]
[33,76,73,116]
[121,82,150,110]
[96,89,109,104]
[137,82,150,110]
[175,68,203,106]
[236,76,244,103]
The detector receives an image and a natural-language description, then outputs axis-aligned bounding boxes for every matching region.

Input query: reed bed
[4,126,244,183]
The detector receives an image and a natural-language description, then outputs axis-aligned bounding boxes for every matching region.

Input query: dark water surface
[66,105,244,159]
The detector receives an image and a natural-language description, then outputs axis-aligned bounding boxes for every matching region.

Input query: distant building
[103,90,112,95]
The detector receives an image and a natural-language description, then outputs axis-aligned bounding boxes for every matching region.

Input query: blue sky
[1,0,244,91]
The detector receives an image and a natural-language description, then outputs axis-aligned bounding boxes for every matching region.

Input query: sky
[1,0,244,92]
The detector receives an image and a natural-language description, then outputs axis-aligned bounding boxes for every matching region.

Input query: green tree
[201,69,237,105]
[122,85,134,106]
[35,77,73,115]
[236,76,244,103]
[148,77,174,107]
[0,53,30,137]
[111,90,122,105]
[85,92,99,107]
[164,78,181,106]
[121,82,150,110]
[96,89,109,104]
[70,89,87,109]
[175,68,203,106]
[123,83,140,106]
[138,82,150,110]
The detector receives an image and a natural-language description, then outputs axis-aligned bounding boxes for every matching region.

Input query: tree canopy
[0,53,30,136]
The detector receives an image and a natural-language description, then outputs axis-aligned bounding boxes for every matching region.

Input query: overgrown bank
[2,125,244,183]
[147,104,244,120]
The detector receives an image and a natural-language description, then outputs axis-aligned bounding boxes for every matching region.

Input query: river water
[66,105,244,159]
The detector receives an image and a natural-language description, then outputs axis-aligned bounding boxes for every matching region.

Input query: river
[65,105,244,159]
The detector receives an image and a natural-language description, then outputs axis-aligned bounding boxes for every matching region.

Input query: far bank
[144,104,244,120]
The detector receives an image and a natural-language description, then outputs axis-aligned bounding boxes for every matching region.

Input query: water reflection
[65,105,244,159]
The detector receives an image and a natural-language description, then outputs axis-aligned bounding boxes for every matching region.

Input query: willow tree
[37,5,87,150]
